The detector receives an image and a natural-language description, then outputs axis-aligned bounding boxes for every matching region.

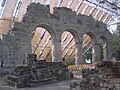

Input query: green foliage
[83,51,92,63]
[99,44,104,59]
[84,52,90,60]
[112,30,120,51]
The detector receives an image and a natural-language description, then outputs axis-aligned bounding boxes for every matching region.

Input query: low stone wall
[79,73,120,90]
[68,64,95,78]
[69,60,120,90]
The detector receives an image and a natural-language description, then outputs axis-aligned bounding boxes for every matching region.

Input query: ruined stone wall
[78,61,120,90]
[79,72,120,90]
[0,3,113,65]
[0,34,15,69]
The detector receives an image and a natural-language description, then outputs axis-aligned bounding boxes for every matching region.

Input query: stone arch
[61,29,82,65]
[99,35,108,60]
[84,31,97,44]
[31,24,56,61]
[65,29,80,43]
[82,31,99,63]
[32,24,56,41]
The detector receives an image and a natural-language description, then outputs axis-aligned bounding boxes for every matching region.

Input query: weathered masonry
[0,3,113,66]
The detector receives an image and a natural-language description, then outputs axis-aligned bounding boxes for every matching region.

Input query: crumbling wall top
[53,7,77,22]
[95,20,107,32]
[25,3,50,19]
[77,13,95,27]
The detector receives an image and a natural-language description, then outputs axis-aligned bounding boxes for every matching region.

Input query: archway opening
[61,31,76,65]
[99,36,107,60]
[32,27,53,61]
[82,32,96,63]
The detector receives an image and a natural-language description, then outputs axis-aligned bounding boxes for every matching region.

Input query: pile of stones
[80,69,116,90]
[69,60,120,90]
[6,54,73,88]
[95,60,120,78]
[79,60,120,90]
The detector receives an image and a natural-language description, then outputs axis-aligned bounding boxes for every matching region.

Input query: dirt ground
[0,79,80,90]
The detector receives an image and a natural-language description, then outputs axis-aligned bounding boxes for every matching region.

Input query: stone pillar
[52,40,62,62]
[103,44,108,60]
[75,42,84,65]
[92,43,100,63]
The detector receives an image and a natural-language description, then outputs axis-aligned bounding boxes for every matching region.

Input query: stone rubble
[75,60,120,90]
[5,54,73,88]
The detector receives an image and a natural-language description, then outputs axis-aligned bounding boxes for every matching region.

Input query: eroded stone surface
[79,60,120,90]
[0,3,113,67]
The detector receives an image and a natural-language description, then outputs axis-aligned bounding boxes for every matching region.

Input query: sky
[109,23,117,33]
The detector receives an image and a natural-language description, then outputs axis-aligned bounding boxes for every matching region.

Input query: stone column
[92,43,100,63]
[75,42,84,65]
[103,44,108,60]
[52,40,62,62]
